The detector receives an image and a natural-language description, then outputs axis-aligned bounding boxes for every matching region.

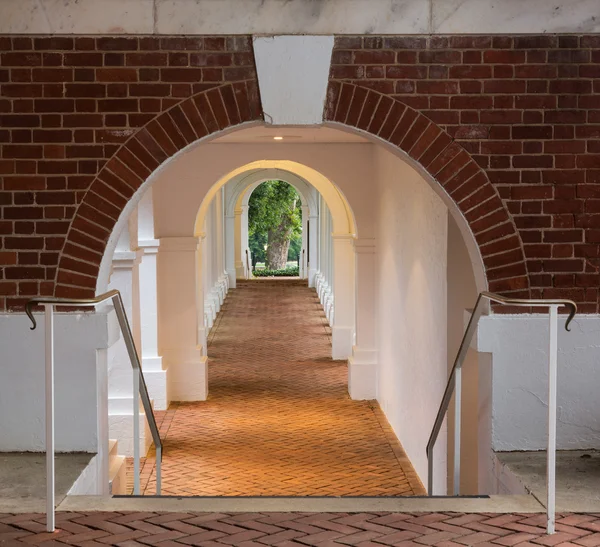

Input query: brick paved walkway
[134,279,424,496]
[3,512,600,545]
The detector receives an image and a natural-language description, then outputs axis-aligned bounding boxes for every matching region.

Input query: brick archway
[55,79,528,301]
[324,81,530,299]
[55,81,262,299]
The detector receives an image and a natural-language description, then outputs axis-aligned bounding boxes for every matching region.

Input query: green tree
[287,232,302,263]
[248,230,266,269]
[248,180,302,270]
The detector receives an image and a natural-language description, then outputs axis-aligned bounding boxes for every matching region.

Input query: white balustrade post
[547,304,559,534]
[44,304,55,532]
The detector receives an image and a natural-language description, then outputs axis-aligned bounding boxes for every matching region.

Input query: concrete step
[57,494,544,514]
[108,439,128,496]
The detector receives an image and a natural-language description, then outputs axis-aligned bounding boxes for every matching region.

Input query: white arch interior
[222,168,318,284]
[97,122,485,497]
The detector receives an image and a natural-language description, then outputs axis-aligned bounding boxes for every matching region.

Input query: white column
[135,187,168,410]
[196,235,208,354]
[215,189,228,299]
[348,238,377,399]
[219,187,230,290]
[234,206,244,279]
[331,233,356,360]
[225,214,237,288]
[158,236,207,401]
[137,241,168,410]
[301,206,309,279]
[308,213,318,287]
[241,205,250,278]
[107,234,151,456]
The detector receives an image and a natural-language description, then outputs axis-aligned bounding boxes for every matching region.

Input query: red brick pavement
[130,279,423,496]
[3,512,600,546]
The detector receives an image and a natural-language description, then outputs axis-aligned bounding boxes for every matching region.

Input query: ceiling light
[273,136,283,140]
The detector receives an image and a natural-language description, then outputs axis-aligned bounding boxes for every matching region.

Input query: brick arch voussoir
[55,80,263,299]
[324,80,530,299]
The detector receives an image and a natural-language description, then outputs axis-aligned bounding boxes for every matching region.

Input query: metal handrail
[26,290,162,502]
[426,291,576,534]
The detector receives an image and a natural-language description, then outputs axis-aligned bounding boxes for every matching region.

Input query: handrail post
[27,291,164,500]
[454,366,462,496]
[44,304,55,532]
[156,444,162,495]
[547,304,559,534]
[427,446,433,495]
[133,369,140,495]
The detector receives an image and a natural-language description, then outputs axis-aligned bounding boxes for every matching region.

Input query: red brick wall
[328,35,600,313]
[1,34,600,313]
[0,35,261,310]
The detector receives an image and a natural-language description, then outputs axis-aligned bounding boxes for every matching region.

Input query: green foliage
[248,180,302,235]
[248,180,302,268]
[249,230,267,265]
[252,266,300,277]
[287,232,302,261]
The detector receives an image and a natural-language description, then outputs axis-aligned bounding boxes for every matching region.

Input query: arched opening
[89,119,487,498]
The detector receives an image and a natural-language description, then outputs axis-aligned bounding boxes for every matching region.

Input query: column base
[142,358,169,411]
[227,268,237,288]
[308,268,317,288]
[108,397,153,457]
[167,352,208,401]
[348,348,378,400]
[332,325,353,360]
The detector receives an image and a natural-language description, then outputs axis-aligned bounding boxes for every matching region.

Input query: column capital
[112,250,140,269]
[138,238,160,254]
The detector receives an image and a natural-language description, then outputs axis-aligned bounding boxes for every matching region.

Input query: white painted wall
[1,0,596,35]
[373,146,449,494]
[478,314,600,452]
[0,312,112,452]
[153,143,375,240]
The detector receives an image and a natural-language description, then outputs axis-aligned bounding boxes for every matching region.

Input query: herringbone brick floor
[130,279,424,497]
[3,512,600,546]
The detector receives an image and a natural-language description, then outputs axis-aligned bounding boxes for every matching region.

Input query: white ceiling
[211,125,371,144]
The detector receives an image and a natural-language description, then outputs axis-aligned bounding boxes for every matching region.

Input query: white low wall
[0,311,113,452]
[478,314,600,452]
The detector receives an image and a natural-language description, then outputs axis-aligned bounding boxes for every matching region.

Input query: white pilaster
[137,240,168,410]
[234,207,245,279]
[331,233,356,360]
[308,214,318,287]
[241,205,251,278]
[348,238,377,400]
[225,214,237,288]
[158,236,207,401]
[301,206,309,279]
